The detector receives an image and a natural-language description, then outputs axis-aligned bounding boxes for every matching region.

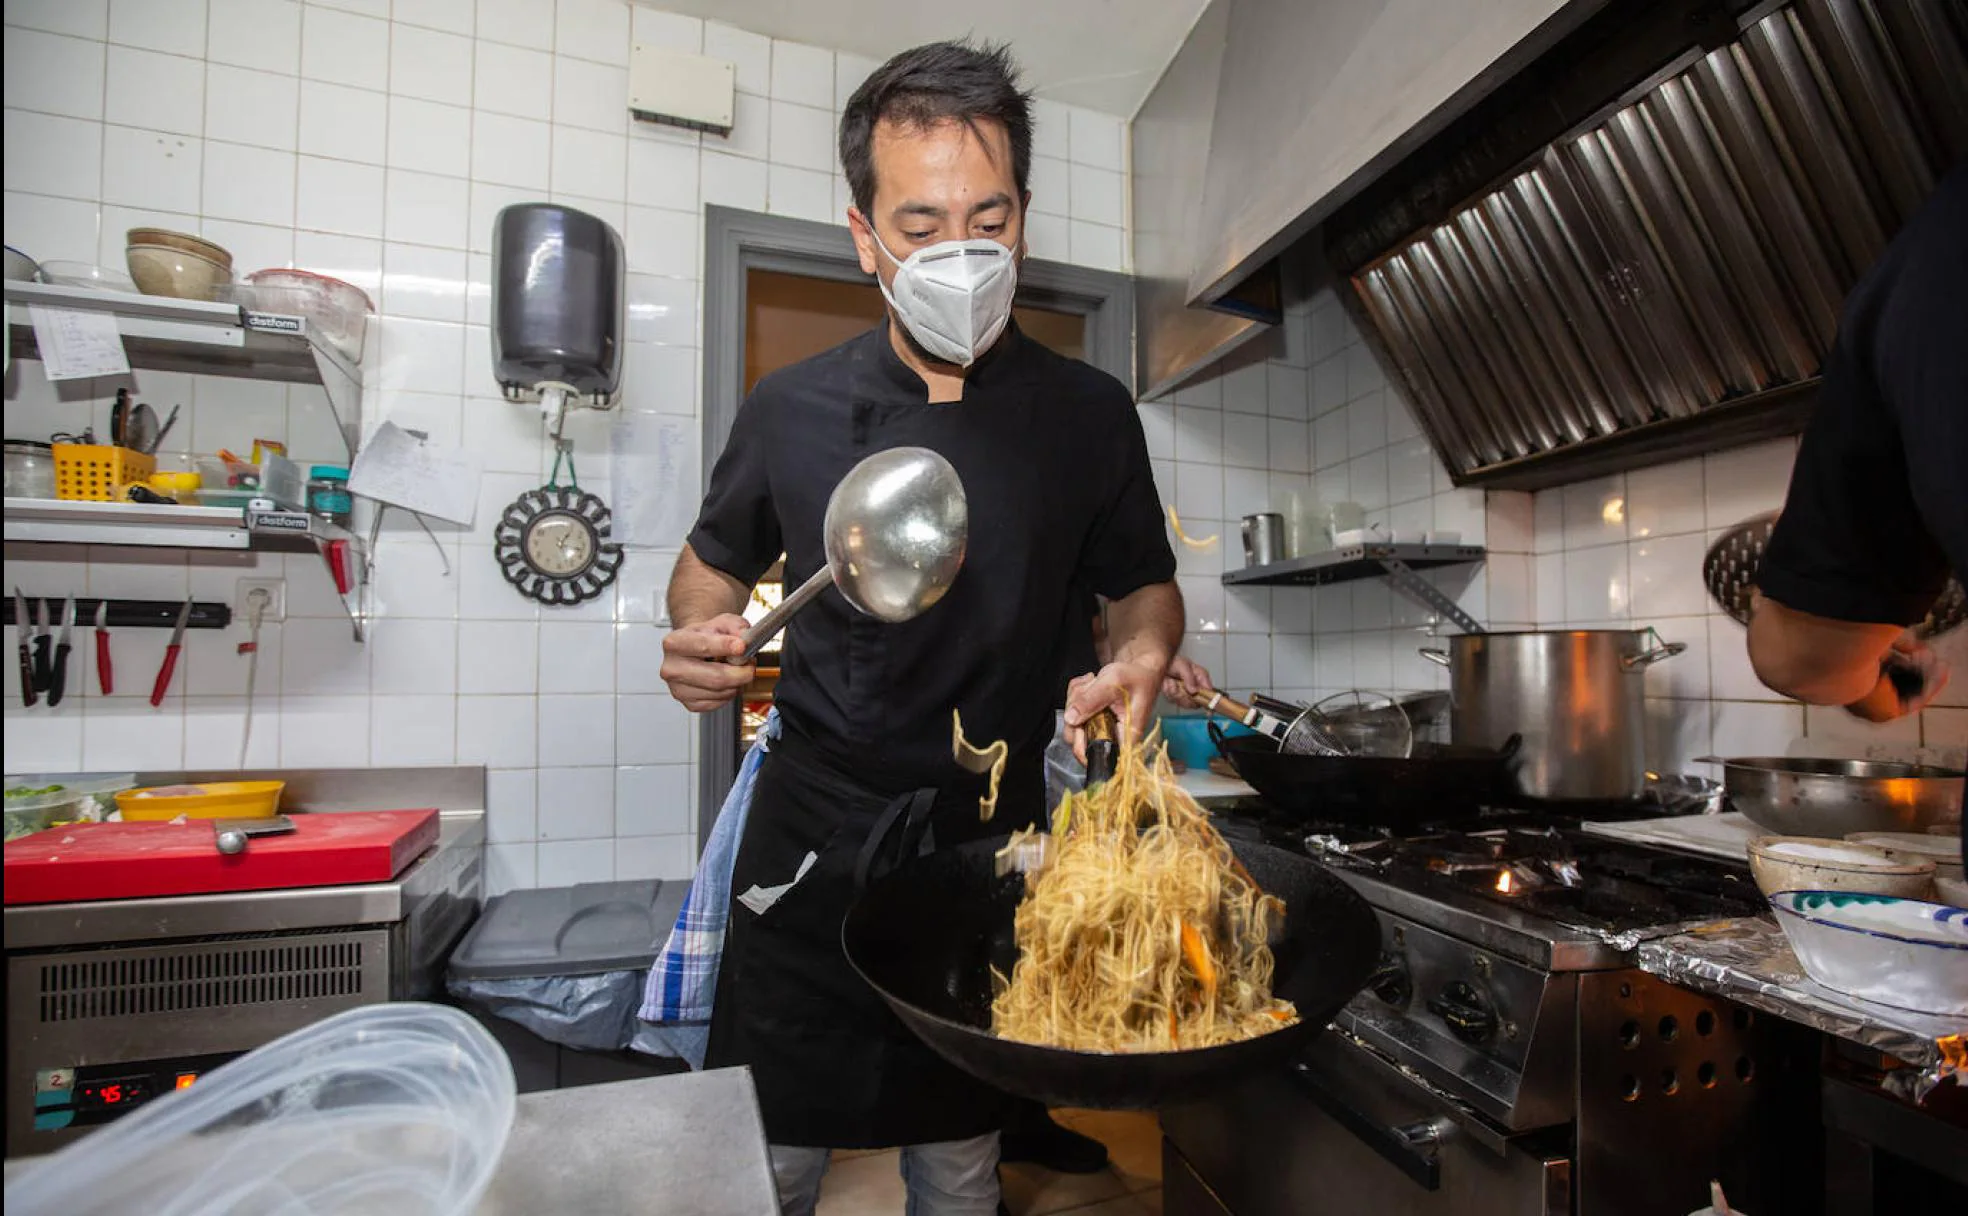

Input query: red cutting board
[2,809,441,905]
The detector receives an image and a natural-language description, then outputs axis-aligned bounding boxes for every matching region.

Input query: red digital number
[101,1084,123,1104]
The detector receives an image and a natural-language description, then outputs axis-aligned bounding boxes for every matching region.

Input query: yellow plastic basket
[53,444,157,501]
[117,780,285,821]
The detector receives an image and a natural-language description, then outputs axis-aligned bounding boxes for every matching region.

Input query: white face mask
[871,230,1019,367]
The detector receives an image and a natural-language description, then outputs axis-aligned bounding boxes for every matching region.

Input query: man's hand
[1063,655,1167,762]
[1846,630,1951,721]
[661,614,754,712]
[1162,655,1213,705]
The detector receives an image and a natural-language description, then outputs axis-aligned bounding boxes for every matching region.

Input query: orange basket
[53,444,157,501]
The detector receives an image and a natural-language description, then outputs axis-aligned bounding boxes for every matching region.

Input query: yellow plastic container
[116,780,285,820]
[53,443,158,501]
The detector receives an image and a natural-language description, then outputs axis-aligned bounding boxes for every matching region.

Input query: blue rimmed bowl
[1769,891,1968,1015]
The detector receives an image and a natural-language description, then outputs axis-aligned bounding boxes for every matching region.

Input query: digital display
[175,1072,200,1090]
[76,1076,153,1111]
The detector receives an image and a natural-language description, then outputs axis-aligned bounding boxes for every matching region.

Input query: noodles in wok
[990,730,1299,1051]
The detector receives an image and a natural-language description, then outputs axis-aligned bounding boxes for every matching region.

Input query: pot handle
[1622,627,1686,670]
[1418,648,1450,667]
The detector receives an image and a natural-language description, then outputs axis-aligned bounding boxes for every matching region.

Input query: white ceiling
[651,0,1211,116]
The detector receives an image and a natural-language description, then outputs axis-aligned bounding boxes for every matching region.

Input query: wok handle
[1418,647,1449,667]
[738,567,831,661]
[1192,688,1260,728]
[1290,1062,1444,1190]
[1084,708,1118,786]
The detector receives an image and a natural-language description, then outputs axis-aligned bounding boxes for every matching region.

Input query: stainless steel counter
[474,1068,778,1216]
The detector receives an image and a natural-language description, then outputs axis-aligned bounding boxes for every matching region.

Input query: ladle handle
[738,567,832,662]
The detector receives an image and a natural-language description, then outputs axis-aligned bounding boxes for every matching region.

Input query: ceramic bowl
[1768,891,1968,1014]
[1745,836,1934,900]
[125,226,233,270]
[127,244,232,300]
[1936,873,1968,908]
[1844,830,1964,883]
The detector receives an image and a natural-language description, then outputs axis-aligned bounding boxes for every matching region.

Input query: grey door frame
[694,204,1136,846]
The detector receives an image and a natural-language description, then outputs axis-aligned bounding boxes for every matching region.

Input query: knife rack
[3,598,232,630]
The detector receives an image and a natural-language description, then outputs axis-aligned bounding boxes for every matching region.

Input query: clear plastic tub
[4,773,135,840]
[5,1003,517,1216]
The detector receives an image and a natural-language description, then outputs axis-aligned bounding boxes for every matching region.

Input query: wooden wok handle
[1191,687,1258,727]
[1084,708,1119,786]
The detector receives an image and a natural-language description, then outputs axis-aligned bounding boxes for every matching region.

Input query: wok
[1215,728,1521,829]
[841,834,1379,1110]
[1711,756,1964,838]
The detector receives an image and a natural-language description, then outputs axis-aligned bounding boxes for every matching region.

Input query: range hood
[1332,0,1968,489]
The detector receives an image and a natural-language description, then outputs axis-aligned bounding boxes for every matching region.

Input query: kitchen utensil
[34,260,137,292]
[1420,628,1684,801]
[94,601,112,695]
[1843,831,1964,882]
[45,595,73,707]
[149,598,193,706]
[4,1003,514,1216]
[1710,756,1965,837]
[125,402,158,455]
[124,227,233,270]
[244,268,374,362]
[739,446,968,660]
[125,242,231,300]
[29,596,52,694]
[1766,891,1968,1015]
[148,403,180,454]
[1240,512,1286,565]
[1213,729,1522,829]
[4,439,57,498]
[110,387,129,446]
[1744,836,1934,900]
[1193,689,1346,756]
[3,245,38,282]
[214,814,297,855]
[3,809,439,904]
[1309,689,1413,759]
[117,779,285,821]
[1704,511,1966,639]
[841,833,1379,1109]
[13,587,36,709]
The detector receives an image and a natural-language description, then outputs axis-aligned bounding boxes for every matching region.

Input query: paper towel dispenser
[490,203,625,402]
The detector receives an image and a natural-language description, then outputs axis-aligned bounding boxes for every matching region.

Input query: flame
[1495,869,1517,895]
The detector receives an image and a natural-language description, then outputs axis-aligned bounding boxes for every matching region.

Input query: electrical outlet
[238,578,285,623]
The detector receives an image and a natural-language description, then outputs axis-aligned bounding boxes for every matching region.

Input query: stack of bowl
[125,227,233,300]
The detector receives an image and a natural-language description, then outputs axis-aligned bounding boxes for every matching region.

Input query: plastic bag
[446,969,646,1053]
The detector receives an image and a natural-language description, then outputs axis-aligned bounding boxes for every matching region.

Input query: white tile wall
[1153,252,1964,773]
[4,2,1138,892]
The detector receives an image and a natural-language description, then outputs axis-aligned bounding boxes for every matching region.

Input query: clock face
[524,511,597,578]
[494,485,624,605]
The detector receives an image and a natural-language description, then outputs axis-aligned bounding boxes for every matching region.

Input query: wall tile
[834,51,877,111]
[1266,419,1310,475]
[556,0,631,66]
[277,694,370,766]
[5,110,103,202]
[388,25,473,107]
[1625,457,1705,539]
[627,137,699,213]
[1220,359,1267,416]
[766,163,833,225]
[1068,106,1123,171]
[395,0,475,35]
[614,834,695,881]
[388,97,471,178]
[458,695,539,769]
[1628,533,1709,619]
[538,693,616,766]
[632,6,702,54]
[300,6,389,92]
[1704,438,1794,530]
[1560,474,1627,549]
[470,112,550,189]
[1030,97,1070,161]
[1563,542,1629,621]
[1708,614,1775,702]
[1226,634,1271,690]
[206,64,301,152]
[615,763,692,836]
[485,765,538,841]
[457,620,537,692]
[203,141,296,226]
[485,842,536,895]
[538,763,615,839]
[3,29,107,121]
[184,696,282,768]
[1069,163,1123,227]
[371,693,457,763]
[384,168,469,247]
[368,616,458,694]
[704,21,769,94]
[6,0,109,40]
[108,0,206,57]
[1264,363,1308,421]
[766,99,832,172]
[1711,701,1804,760]
[555,57,629,134]
[298,80,387,164]
[107,45,205,136]
[474,40,552,119]
[616,693,691,765]
[537,838,616,885]
[477,0,552,48]
[769,39,832,108]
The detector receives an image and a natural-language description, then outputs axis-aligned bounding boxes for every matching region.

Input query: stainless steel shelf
[1221,543,1486,586]
[5,281,362,459]
[3,499,372,641]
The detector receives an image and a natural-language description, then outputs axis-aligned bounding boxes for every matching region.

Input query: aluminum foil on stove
[1637,916,1967,1098]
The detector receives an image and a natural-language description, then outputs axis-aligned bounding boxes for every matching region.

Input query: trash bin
[447,879,688,1093]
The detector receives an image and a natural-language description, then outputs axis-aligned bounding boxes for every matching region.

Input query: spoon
[739,446,967,660]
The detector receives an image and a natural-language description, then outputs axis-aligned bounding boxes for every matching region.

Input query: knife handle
[46,643,71,707]
[31,635,51,692]
[97,630,113,695]
[17,643,36,707]
[151,644,182,707]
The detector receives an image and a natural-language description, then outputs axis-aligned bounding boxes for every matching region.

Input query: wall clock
[493,483,624,605]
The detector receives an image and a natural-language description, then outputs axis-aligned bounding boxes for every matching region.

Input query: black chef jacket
[689,321,1176,789]
[1760,164,1968,624]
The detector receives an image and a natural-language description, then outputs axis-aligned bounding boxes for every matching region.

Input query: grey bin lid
[448,879,686,980]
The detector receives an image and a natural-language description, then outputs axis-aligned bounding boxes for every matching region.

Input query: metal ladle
[738,446,967,660]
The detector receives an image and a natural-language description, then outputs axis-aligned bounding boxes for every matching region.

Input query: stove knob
[1367,954,1412,1009]
[1426,981,1497,1044]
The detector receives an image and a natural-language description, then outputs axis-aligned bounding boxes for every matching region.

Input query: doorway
[697,206,1135,843]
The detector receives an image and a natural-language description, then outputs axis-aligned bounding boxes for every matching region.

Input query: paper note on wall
[347,420,482,525]
[609,412,699,548]
[28,306,131,380]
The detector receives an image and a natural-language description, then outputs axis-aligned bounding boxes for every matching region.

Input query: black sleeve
[1757,170,1966,626]
[1080,387,1178,602]
[686,390,781,586]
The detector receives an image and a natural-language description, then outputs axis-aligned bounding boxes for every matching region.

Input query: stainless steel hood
[1342,0,1968,488]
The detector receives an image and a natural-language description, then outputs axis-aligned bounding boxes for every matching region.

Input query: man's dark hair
[839,40,1034,217]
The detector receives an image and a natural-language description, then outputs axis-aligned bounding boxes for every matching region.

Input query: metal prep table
[4,767,486,1154]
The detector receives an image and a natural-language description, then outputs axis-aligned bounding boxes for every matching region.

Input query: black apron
[704,722,1044,1148]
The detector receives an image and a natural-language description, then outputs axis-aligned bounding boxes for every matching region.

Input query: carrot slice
[1180,920,1217,1004]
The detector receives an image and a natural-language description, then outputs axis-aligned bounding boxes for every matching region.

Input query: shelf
[1221,543,1486,586]
[4,499,372,641]
[5,281,362,459]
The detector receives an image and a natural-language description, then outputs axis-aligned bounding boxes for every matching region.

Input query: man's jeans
[770,1133,1000,1216]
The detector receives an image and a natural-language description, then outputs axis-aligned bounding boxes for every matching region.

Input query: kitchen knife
[45,595,74,707]
[30,596,52,693]
[150,598,193,707]
[13,587,36,708]
[95,600,113,695]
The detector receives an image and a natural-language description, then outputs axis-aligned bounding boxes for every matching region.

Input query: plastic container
[1157,713,1255,770]
[4,439,58,498]
[5,772,135,840]
[117,779,285,820]
[245,268,373,363]
[4,1002,516,1216]
[53,443,157,501]
[308,464,354,528]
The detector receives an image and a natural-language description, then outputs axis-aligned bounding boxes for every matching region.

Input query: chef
[658,40,1182,1216]
[1747,164,1965,855]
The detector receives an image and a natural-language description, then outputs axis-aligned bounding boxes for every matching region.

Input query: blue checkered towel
[632,709,777,1067]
